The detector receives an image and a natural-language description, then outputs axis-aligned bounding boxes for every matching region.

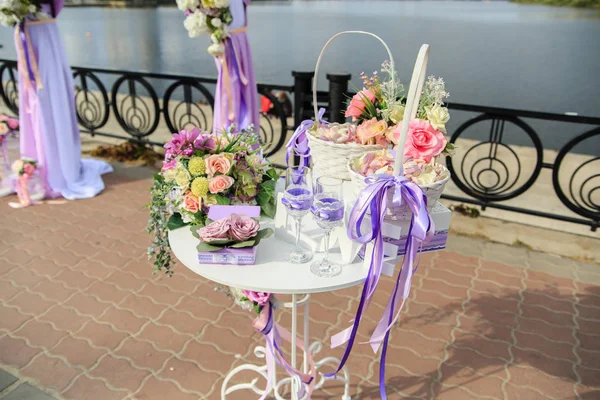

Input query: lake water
[0,1,598,150]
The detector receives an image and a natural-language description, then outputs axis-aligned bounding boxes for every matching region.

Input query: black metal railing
[0,59,598,231]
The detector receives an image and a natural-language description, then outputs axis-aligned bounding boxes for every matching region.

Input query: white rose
[389,103,405,124]
[162,167,176,182]
[211,17,222,27]
[183,10,209,38]
[174,162,191,187]
[425,105,450,134]
[213,0,230,8]
[207,43,225,56]
[176,0,199,12]
[0,123,8,135]
[11,159,23,174]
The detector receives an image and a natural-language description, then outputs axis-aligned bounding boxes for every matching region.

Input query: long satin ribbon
[1,138,8,171]
[219,26,249,123]
[285,108,327,168]
[253,302,316,400]
[14,19,55,91]
[328,174,434,399]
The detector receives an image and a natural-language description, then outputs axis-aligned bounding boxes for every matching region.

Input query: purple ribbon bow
[285,108,327,168]
[327,174,434,399]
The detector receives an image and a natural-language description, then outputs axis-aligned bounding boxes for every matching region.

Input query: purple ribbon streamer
[285,108,327,168]
[254,302,315,400]
[327,174,434,399]
[18,23,37,89]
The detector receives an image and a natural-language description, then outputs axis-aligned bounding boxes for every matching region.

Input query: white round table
[169,222,365,400]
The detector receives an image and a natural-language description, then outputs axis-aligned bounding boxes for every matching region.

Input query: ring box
[196,205,261,265]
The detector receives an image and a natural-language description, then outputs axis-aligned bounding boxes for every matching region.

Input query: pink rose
[356,118,388,146]
[404,119,447,163]
[229,213,259,242]
[184,192,200,213]
[243,290,271,306]
[208,175,234,194]
[23,163,35,176]
[197,217,230,243]
[345,88,376,120]
[7,118,18,130]
[205,154,232,176]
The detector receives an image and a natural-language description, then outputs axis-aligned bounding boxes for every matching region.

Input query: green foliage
[167,213,187,230]
[146,175,175,276]
[257,178,277,218]
[510,0,599,7]
[216,194,231,205]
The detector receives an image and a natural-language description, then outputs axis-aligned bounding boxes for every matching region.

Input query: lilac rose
[243,290,271,306]
[197,217,231,243]
[229,213,259,242]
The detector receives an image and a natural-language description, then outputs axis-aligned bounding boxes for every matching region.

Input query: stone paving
[0,165,599,400]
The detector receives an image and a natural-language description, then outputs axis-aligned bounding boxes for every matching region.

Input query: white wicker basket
[307,134,382,180]
[347,156,450,220]
[307,31,396,180]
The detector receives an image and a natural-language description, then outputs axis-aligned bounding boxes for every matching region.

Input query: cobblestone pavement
[0,167,599,400]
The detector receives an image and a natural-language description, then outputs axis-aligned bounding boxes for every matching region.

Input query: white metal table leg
[303,299,309,374]
[221,293,352,400]
[291,294,298,400]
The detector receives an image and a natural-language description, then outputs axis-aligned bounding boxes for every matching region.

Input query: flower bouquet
[176,0,232,56]
[0,115,18,140]
[9,157,42,208]
[347,75,454,215]
[217,285,272,314]
[305,62,403,180]
[195,212,273,265]
[147,126,279,274]
[0,0,40,27]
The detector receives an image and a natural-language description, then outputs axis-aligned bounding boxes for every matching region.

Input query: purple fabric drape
[212,0,259,133]
[14,13,112,200]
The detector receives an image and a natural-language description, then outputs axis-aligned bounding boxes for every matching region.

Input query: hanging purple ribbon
[253,302,315,400]
[327,174,434,399]
[285,108,327,168]
[18,23,37,89]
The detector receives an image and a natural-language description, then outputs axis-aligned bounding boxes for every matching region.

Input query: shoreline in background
[62,0,600,9]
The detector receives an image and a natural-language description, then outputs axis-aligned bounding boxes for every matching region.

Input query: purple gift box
[197,246,257,265]
[197,205,261,265]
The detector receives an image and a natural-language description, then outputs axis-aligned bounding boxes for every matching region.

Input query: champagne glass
[310,176,344,277]
[282,166,314,263]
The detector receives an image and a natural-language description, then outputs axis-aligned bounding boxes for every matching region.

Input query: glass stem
[322,230,331,265]
[294,216,303,248]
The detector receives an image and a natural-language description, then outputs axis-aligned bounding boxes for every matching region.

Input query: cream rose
[356,118,389,146]
[205,154,233,176]
[425,105,450,134]
[389,104,405,125]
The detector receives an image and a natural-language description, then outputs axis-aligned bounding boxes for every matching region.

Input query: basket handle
[392,44,430,176]
[312,31,395,130]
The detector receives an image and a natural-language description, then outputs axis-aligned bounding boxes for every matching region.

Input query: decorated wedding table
[149,31,453,399]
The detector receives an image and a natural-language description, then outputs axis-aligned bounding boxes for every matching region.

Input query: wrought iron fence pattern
[0,59,598,230]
